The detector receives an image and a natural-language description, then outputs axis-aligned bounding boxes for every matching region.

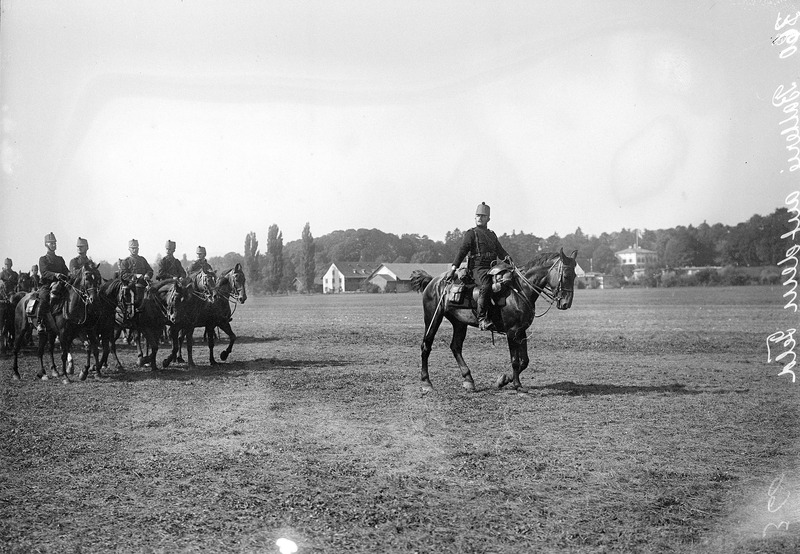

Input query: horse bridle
[513,257,572,318]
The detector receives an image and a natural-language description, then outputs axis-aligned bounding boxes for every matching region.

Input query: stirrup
[479,319,494,331]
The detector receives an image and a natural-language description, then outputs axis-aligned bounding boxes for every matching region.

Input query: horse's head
[164,279,187,323]
[524,248,577,310]
[75,262,102,304]
[16,272,33,293]
[549,248,577,310]
[193,268,217,299]
[220,263,247,304]
[128,274,150,311]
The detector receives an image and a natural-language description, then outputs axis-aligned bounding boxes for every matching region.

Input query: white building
[322,262,377,293]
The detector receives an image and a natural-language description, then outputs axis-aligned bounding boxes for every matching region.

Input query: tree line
[96,206,790,292]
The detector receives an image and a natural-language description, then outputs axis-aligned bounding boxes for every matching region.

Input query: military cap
[4,258,11,265]
[196,246,206,255]
[165,240,176,249]
[44,232,57,243]
[128,239,139,248]
[476,202,490,216]
[76,237,88,247]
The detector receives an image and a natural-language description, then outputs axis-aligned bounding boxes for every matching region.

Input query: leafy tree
[590,244,618,274]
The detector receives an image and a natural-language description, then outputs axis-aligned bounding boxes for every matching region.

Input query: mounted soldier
[188,246,213,275]
[0,258,18,293]
[30,265,41,290]
[119,239,153,284]
[446,202,512,331]
[188,246,215,298]
[69,237,91,277]
[36,232,70,333]
[156,240,186,281]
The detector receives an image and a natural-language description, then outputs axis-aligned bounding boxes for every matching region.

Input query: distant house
[366,263,451,292]
[322,262,378,293]
[615,246,658,267]
[615,246,658,281]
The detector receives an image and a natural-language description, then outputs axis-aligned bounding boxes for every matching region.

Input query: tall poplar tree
[267,224,284,293]
[301,222,316,293]
[244,231,261,285]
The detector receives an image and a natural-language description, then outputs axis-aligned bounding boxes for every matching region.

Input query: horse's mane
[526,251,561,269]
[100,277,125,296]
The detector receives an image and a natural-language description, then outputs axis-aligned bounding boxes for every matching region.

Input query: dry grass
[2,286,799,553]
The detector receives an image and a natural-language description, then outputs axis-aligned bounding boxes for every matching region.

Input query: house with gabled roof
[366,263,451,292]
[322,261,378,293]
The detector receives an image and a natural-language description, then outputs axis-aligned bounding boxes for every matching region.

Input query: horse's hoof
[137,356,144,367]
[220,351,229,361]
[177,357,184,363]
[12,372,21,381]
[462,381,476,392]
[516,387,529,395]
[420,380,433,393]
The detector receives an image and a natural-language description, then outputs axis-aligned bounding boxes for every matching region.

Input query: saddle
[445,262,516,309]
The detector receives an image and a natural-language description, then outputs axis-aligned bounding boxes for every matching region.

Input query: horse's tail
[410,270,433,293]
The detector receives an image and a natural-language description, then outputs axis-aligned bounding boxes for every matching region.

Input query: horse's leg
[450,321,476,392]
[146,329,159,371]
[185,328,196,368]
[176,328,185,363]
[420,299,445,392]
[206,325,217,366]
[218,322,235,362]
[162,326,179,368]
[497,333,530,392]
[11,322,27,380]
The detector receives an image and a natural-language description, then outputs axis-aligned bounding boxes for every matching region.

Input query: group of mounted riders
[4,202,575,392]
[2,233,247,382]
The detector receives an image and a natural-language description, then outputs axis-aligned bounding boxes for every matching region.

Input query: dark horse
[162,264,247,368]
[11,262,103,381]
[89,276,141,372]
[0,273,36,353]
[410,249,577,393]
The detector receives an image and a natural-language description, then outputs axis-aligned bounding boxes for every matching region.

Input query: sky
[1,0,799,267]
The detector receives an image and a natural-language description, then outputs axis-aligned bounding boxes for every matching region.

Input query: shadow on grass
[534,381,749,396]
[99,357,351,382]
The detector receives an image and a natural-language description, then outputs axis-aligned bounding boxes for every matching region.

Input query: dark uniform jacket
[119,255,153,282]
[452,226,510,270]
[69,255,91,276]
[0,268,19,291]
[156,255,186,280]
[188,258,213,275]
[39,251,69,287]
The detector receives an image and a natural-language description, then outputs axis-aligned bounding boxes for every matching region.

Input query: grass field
[2,286,800,553]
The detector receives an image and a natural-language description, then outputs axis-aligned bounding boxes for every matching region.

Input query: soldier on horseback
[188,246,213,276]
[36,232,70,333]
[30,265,41,290]
[446,202,512,331]
[119,239,153,284]
[156,240,186,280]
[69,237,91,276]
[0,258,18,292]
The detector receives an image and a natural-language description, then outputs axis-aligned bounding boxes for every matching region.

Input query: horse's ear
[235,263,242,271]
[570,249,578,260]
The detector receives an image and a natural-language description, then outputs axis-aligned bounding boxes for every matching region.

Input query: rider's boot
[477,286,494,331]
